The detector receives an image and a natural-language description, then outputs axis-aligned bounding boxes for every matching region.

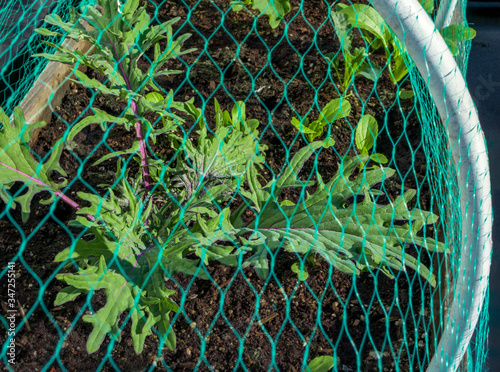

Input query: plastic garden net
[0,0,491,371]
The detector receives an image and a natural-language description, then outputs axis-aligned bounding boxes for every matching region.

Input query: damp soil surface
[0,0,442,371]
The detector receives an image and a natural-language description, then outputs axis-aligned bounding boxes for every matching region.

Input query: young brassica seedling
[354,114,388,170]
[291,98,351,142]
[230,0,291,28]
[330,4,408,85]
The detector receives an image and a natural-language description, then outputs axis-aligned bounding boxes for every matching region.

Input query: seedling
[230,0,291,28]
[354,114,388,170]
[292,98,351,142]
[331,4,409,85]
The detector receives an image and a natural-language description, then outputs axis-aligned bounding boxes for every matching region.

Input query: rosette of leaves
[231,142,446,286]
[53,171,181,354]
[168,100,267,202]
[291,98,351,142]
[52,101,267,354]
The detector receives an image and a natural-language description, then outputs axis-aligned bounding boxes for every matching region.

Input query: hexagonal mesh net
[0,0,490,371]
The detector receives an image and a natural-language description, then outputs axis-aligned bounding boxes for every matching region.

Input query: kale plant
[33,0,195,189]
[0,0,446,356]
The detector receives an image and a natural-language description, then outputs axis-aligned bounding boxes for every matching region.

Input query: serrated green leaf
[58,256,134,353]
[72,70,122,96]
[66,107,130,144]
[0,107,67,221]
[235,148,444,286]
[54,286,87,306]
[54,228,118,263]
[130,307,155,354]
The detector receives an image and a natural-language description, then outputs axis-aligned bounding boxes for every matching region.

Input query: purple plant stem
[131,100,152,190]
[0,161,95,221]
[110,42,152,190]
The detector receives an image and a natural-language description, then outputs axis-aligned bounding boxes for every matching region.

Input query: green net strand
[0,0,94,117]
[0,0,489,371]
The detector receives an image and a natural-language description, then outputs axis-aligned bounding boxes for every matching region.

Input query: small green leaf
[358,63,382,82]
[307,120,325,142]
[54,286,87,305]
[146,92,164,103]
[440,25,476,42]
[370,153,388,164]
[443,37,460,56]
[419,0,434,13]
[291,262,309,281]
[232,3,244,12]
[355,114,378,153]
[323,137,336,149]
[280,200,295,207]
[292,117,314,134]
[399,89,415,100]
[307,356,334,372]
[34,28,61,37]
[318,98,351,124]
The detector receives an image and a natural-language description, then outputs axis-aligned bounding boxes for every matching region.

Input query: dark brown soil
[0,1,441,371]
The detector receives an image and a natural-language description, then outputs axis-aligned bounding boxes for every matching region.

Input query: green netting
[0,0,96,116]
[0,0,490,371]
